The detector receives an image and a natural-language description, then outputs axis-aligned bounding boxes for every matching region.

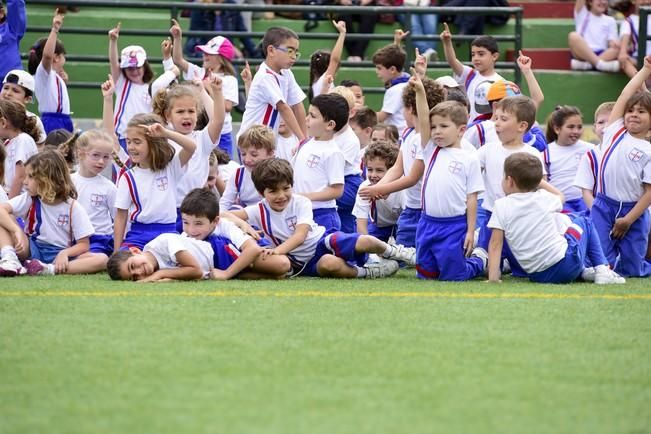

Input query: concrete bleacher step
[506,48,573,70]
[510,1,574,18]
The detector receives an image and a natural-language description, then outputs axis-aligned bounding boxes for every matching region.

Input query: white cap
[120,45,147,68]
[3,69,35,93]
[434,75,460,88]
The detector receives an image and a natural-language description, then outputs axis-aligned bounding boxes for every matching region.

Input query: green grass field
[1,272,650,433]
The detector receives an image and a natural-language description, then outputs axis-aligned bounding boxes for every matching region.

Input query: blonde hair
[237,125,276,153]
[594,101,615,120]
[330,86,356,111]
[126,113,175,171]
[25,150,77,203]
[152,84,201,121]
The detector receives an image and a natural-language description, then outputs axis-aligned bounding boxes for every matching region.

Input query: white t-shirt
[333,124,362,176]
[172,128,211,207]
[219,165,262,209]
[34,63,70,114]
[573,148,601,195]
[211,218,252,250]
[276,134,299,162]
[381,81,408,131]
[71,173,117,235]
[115,152,186,224]
[488,190,569,273]
[112,75,153,140]
[311,73,333,99]
[399,127,424,209]
[3,133,37,194]
[597,118,651,202]
[421,144,484,218]
[145,233,215,275]
[239,62,305,138]
[184,63,238,134]
[620,14,651,57]
[352,179,404,227]
[9,193,95,248]
[574,6,618,52]
[477,141,546,212]
[463,119,499,149]
[244,195,325,264]
[543,140,594,202]
[218,160,240,184]
[454,65,503,123]
[292,137,345,209]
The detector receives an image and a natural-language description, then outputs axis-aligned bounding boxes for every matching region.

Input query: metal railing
[25,0,523,93]
[638,6,649,70]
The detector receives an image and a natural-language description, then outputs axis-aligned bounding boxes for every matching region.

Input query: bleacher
[22,1,631,128]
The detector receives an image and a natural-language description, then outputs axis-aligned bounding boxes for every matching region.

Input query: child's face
[306,105,334,139]
[555,114,583,146]
[120,252,155,281]
[593,110,611,141]
[79,141,113,177]
[270,38,300,70]
[375,64,396,84]
[624,103,651,136]
[182,213,219,241]
[365,157,389,185]
[371,129,387,143]
[349,85,365,107]
[202,53,221,72]
[125,127,150,166]
[430,114,464,148]
[494,108,526,144]
[124,66,145,84]
[240,146,273,171]
[588,0,608,14]
[263,181,292,212]
[0,83,30,104]
[206,164,218,190]
[471,46,498,74]
[350,121,372,146]
[22,166,39,196]
[166,95,198,135]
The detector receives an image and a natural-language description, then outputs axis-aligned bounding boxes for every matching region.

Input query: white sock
[1,246,18,261]
[356,266,367,278]
[45,263,56,275]
[382,244,393,258]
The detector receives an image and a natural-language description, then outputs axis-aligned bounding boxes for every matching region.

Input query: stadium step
[509,0,574,18]
[506,48,573,70]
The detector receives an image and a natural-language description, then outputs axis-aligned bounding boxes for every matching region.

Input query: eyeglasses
[86,151,112,162]
[273,45,301,59]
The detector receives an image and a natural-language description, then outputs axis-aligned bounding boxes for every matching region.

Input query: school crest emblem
[448,161,464,174]
[56,214,70,226]
[156,176,169,191]
[286,216,297,231]
[628,148,644,162]
[411,144,417,159]
[90,194,106,207]
[307,154,320,168]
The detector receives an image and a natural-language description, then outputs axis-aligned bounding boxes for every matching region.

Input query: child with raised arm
[590,55,651,277]
[238,27,307,141]
[618,0,651,87]
[488,152,625,284]
[440,23,503,124]
[372,43,409,131]
[308,20,346,101]
[568,0,620,72]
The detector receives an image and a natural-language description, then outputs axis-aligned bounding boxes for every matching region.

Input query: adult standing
[338,0,377,62]
[0,0,27,81]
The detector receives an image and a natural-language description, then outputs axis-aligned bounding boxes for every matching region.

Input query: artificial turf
[1,272,650,434]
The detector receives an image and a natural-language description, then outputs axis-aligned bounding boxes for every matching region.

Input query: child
[220,125,274,210]
[543,105,594,213]
[440,23,503,123]
[206,149,224,198]
[70,130,117,262]
[340,79,365,108]
[371,123,399,146]
[292,93,346,232]
[590,55,651,277]
[350,106,377,176]
[214,147,239,187]
[487,152,625,284]
[0,145,6,203]
[352,140,404,241]
[617,0,651,86]
[372,43,409,131]
[27,9,73,133]
[238,27,307,141]
[1,70,46,144]
[229,158,414,278]
[276,119,298,162]
[170,19,239,155]
[0,99,38,199]
[568,0,621,72]
[308,20,346,101]
[43,128,79,172]
[182,188,291,280]
[0,150,106,277]
[330,86,364,233]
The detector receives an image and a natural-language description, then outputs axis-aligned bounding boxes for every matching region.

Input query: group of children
[0,7,649,285]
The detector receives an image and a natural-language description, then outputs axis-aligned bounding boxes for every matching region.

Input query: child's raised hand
[644,55,651,70]
[333,20,346,34]
[394,29,410,45]
[52,8,65,32]
[516,50,532,72]
[408,67,424,91]
[101,74,115,98]
[139,122,168,138]
[240,60,252,84]
[161,38,173,59]
[108,22,121,40]
[169,18,182,39]
[440,22,452,42]
[414,47,427,77]
[205,75,223,95]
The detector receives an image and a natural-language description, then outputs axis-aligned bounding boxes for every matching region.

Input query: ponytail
[27,37,66,75]
[0,99,40,142]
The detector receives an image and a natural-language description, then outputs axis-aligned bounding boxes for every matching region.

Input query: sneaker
[364,258,399,279]
[471,247,488,269]
[0,258,26,277]
[383,244,416,266]
[25,259,54,276]
[581,266,596,282]
[570,59,593,70]
[596,59,620,72]
[594,267,626,285]
[423,48,438,62]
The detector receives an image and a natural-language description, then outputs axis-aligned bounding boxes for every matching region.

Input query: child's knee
[316,255,344,275]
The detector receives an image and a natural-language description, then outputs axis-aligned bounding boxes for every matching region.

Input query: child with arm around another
[487,152,625,284]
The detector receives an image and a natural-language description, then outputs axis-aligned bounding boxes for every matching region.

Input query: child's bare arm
[211,239,262,280]
[240,61,252,97]
[205,77,226,143]
[393,28,410,47]
[291,102,308,139]
[270,223,310,255]
[169,18,190,73]
[440,23,464,76]
[356,218,369,235]
[301,184,344,202]
[464,193,478,257]
[140,250,204,282]
[581,188,594,209]
[609,55,651,124]
[113,208,128,252]
[108,22,121,81]
[41,8,64,73]
[517,50,544,110]
[54,237,90,274]
[362,160,424,200]
[142,123,197,167]
[323,20,347,80]
[574,0,585,13]
[278,102,306,141]
[410,69,430,149]
[487,229,504,282]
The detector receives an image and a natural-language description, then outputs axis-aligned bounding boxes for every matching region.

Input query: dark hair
[624,90,651,120]
[311,93,349,132]
[430,100,468,127]
[445,87,470,110]
[545,105,582,143]
[28,37,66,75]
[180,188,220,221]
[364,140,398,167]
[0,99,40,142]
[350,106,378,129]
[471,35,499,54]
[251,158,293,194]
[0,145,5,187]
[309,49,331,102]
[372,123,399,144]
[494,96,537,133]
[340,79,361,88]
[45,129,80,168]
[107,250,133,280]
[126,113,174,171]
[504,152,543,191]
[212,147,231,165]
[123,59,154,84]
[402,77,445,116]
[372,44,406,71]
[261,27,299,57]
[196,108,209,131]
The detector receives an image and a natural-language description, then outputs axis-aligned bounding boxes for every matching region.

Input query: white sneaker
[383,244,416,266]
[570,59,593,70]
[0,258,26,277]
[581,266,596,282]
[471,247,488,269]
[594,267,626,285]
[423,48,438,61]
[364,258,399,279]
[596,59,620,72]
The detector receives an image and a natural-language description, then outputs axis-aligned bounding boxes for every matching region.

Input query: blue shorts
[29,238,64,263]
[337,174,363,234]
[41,112,73,134]
[478,211,527,278]
[476,198,490,230]
[121,222,178,251]
[207,234,241,270]
[368,222,396,243]
[89,234,114,256]
[217,132,233,158]
[396,207,421,247]
[563,198,588,214]
[299,230,367,277]
[313,207,341,232]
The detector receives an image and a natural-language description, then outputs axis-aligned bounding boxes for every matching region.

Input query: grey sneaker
[25,259,52,276]
[383,244,416,266]
[0,258,26,277]
[364,258,399,279]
